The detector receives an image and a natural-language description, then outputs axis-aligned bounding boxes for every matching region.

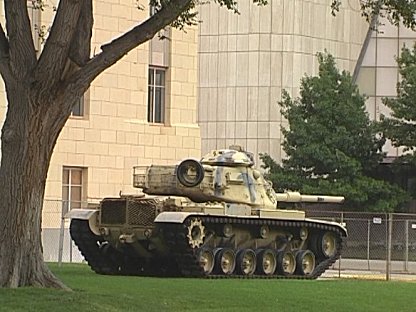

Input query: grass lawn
[0,263,415,312]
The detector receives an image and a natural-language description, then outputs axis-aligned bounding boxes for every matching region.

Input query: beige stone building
[0,1,200,259]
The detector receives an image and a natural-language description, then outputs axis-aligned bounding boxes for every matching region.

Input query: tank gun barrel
[275,191,344,203]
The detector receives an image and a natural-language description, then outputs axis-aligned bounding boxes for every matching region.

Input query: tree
[0,0,415,289]
[382,44,416,159]
[261,53,409,212]
[381,44,416,196]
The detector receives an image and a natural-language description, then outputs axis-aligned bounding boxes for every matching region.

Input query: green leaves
[354,0,416,30]
[263,52,409,212]
[382,44,416,153]
[380,44,416,200]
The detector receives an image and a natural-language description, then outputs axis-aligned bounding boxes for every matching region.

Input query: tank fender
[65,208,100,236]
[305,218,348,237]
[154,211,204,224]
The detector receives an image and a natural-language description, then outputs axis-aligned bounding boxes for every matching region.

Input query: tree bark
[0,81,69,289]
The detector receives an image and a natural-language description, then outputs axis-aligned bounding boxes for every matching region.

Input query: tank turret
[133,146,344,209]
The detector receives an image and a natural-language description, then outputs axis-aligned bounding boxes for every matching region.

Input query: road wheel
[256,249,277,275]
[276,251,296,276]
[295,250,316,276]
[237,249,257,275]
[197,248,215,275]
[214,248,236,275]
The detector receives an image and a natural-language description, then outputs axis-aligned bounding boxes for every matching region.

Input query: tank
[68,146,347,278]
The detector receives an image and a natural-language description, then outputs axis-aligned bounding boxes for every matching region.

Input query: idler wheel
[312,231,338,258]
[321,232,337,258]
[236,249,257,275]
[197,248,215,275]
[276,251,296,276]
[295,250,316,276]
[176,159,205,187]
[214,248,236,275]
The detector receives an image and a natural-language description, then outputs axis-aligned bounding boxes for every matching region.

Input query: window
[148,67,166,123]
[62,167,85,212]
[71,96,84,117]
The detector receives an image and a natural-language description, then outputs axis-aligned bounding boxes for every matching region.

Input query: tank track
[70,219,121,275]
[161,216,344,279]
[70,219,181,276]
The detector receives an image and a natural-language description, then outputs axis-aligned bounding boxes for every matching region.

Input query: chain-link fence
[42,199,416,280]
[307,210,416,280]
[42,199,84,263]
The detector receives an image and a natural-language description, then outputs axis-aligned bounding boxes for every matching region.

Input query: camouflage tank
[68,146,346,278]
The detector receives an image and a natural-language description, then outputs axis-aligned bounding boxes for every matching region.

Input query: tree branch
[68,0,192,87]
[68,0,93,68]
[35,0,83,87]
[4,0,37,80]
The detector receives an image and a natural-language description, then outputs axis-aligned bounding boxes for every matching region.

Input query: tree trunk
[0,82,69,289]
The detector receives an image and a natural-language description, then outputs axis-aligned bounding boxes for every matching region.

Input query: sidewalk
[320,268,416,282]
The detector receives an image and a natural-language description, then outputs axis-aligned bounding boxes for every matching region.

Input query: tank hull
[69,196,346,279]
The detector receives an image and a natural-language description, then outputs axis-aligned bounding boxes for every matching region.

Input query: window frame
[62,167,85,212]
[148,66,166,124]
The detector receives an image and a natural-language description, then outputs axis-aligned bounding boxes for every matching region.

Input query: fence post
[386,213,392,281]
[405,220,409,272]
[338,212,344,278]
[70,234,73,263]
[367,220,370,270]
[58,201,68,266]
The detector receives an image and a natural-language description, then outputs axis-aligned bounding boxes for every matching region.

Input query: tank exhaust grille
[127,199,157,226]
[100,199,127,225]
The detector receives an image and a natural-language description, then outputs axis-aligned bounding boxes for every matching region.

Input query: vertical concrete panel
[217,87,227,122]
[227,52,237,86]
[237,0,250,34]
[218,52,229,87]
[271,0,284,34]
[208,88,218,121]
[226,87,236,121]
[247,87,259,121]
[235,87,248,121]
[259,5,272,33]
[249,3,260,33]
[259,52,271,86]
[236,52,249,87]
[248,52,259,87]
